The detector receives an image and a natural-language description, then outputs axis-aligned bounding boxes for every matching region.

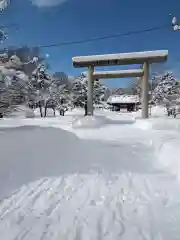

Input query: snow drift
[0,126,180,239]
[156,138,180,180]
[72,115,107,129]
[72,115,135,129]
[6,105,35,118]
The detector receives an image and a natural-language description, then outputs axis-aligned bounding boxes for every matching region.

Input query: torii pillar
[87,66,94,115]
[142,61,149,118]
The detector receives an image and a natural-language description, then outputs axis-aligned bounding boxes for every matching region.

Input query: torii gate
[72,50,168,118]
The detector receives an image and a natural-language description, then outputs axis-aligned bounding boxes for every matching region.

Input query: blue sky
[1,0,180,88]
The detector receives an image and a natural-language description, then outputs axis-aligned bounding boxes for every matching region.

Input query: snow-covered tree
[0,46,45,76]
[30,67,74,117]
[152,72,179,104]
[0,47,110,117]
[0,0,9,11]
[70,73,110,106]
[172,16,180,31]
[0,49,71,117]
[0,0,10,44]
[29,61,54,116]
[0,56,29,115]
[0,49,45,116]
[50,73,74,107]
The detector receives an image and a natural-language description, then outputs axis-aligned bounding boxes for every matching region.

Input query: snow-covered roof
[107,95,140,104]
[72,50,168,68]
[0,53,8,58]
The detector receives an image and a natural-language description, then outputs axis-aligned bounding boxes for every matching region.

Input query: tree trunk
[39,102,43,118]
[44,103,47,117]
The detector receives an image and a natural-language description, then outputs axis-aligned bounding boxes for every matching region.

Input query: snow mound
[134,118,180,131]
[151,119,180,131]
[6,105,35,118]
[25,109,35,118]
[72,115,107,129]
[134,119,153,130]
[72,114,135,129]
[151,106,166,117]
[156,138,180,180]
[135,119,180,131]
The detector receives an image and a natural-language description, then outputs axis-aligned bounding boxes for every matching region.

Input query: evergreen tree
[152,72,179,103]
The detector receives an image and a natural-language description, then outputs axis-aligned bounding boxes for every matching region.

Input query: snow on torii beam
[72,50,168,118]
[72,50,168,68]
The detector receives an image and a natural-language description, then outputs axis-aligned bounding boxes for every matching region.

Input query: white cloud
[31,0,67,7]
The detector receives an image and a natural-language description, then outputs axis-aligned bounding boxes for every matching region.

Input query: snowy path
[1,109,180,239]
[1,173,180,240]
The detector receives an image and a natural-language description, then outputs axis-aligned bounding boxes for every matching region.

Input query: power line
[0,23,18,29]
[0,23,170,51]
[31,24,169,49]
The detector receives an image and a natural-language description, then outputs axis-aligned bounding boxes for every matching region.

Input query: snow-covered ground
[1,106,180,239]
